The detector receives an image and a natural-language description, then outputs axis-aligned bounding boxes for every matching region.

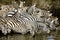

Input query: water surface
[0,31,60,40]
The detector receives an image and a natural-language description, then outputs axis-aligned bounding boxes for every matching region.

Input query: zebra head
[19,1,25,8]
[37,22,50,34]
[49,18,59,31]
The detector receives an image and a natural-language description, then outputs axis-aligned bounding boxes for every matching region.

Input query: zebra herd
[0,1,59,36]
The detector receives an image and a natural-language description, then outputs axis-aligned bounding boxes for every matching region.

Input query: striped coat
[0,16,38,36]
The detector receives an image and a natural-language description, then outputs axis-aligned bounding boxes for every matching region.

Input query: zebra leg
[29,27,35,36]
[7,28,11,33]
[1,27,7,35]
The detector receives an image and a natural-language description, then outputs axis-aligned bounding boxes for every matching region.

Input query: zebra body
[0,16,38,36]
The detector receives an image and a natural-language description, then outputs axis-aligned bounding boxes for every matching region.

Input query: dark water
[0,31,60,40]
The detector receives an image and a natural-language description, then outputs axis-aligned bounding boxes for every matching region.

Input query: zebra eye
[37,11,39,13]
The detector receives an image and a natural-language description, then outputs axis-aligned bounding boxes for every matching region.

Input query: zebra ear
[55,18,58,20]
[32,3,36,6]
[48,14,52,16]
[23,1,25,3]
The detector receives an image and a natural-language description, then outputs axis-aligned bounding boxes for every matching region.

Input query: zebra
[49,18,59,30]
[0,16,38,36]
[37,22,50,34]
[27,3,36,15]
[0,17,11,35]
[27,5,59,32]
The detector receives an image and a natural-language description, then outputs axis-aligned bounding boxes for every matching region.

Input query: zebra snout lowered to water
[37,22,50,34]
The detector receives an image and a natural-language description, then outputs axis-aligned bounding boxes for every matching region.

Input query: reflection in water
[0,31,60,40]
[47,35,54,40]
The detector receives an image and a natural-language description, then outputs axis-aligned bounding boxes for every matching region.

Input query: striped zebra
[0,16,38,36]
[46,17,59,30]
[27,4,59,32]
[7,5,51,34]
[37,22,50,33]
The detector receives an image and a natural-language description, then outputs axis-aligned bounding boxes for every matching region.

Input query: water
[0,31,60,40]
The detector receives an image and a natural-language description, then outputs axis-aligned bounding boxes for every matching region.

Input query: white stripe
[8,20,14,28]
